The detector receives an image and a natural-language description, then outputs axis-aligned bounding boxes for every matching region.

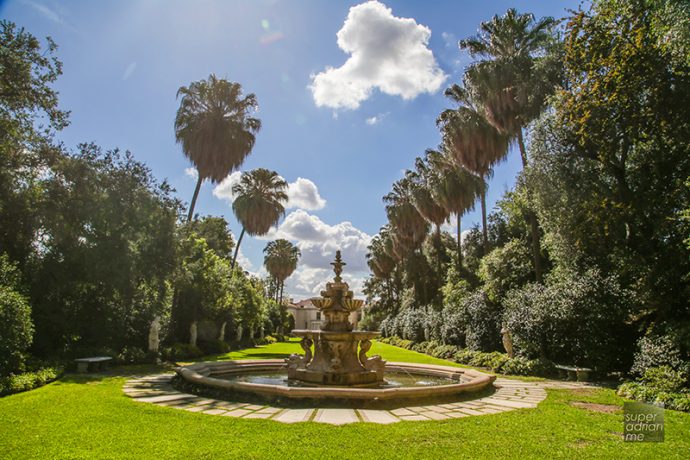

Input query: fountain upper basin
[175,359,496,401]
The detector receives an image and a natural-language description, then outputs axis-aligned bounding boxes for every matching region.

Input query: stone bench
[555,364,592,382]
[75,356,112,373]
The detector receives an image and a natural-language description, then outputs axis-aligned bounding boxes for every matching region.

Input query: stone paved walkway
[123,373,598,425]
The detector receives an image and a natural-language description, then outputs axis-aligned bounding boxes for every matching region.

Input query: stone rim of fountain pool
[175,359,495,400]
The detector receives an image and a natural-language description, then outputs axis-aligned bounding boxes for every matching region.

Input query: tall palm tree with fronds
[425,147,485,270]
[366,227,397,281]
[175,74,261,222]
[437,82,509,255]
[383,176,430,257]
[459,9,559,280]
[263,239,300,305]
[408,157,450,273]
[231,168,288,271]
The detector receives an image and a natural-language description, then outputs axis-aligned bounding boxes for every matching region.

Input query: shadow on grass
[56,363,174,385]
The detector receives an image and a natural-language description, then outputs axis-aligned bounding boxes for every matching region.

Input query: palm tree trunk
[187,175,203,222]
[516,128,543,283]
[456,213,463,271]
[279,280,284,305]
[480,184,488,256]
[230,227,246,272]
[435,224,443,276]
[516,128,529,169]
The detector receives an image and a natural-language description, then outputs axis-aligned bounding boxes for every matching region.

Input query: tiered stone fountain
[286,251,385,386]
[175,251,495,402]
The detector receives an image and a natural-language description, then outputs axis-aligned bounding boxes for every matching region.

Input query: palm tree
[425,147,485,270]
[383,176,430,257]
[231,168,288,271]
[175,74,261,222]
[408,157,450,273]
[263,239,300,305]
[437,82,509,255]
[459,9,558,280]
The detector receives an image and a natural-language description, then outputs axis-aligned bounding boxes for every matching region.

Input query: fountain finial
[330,250,346,282]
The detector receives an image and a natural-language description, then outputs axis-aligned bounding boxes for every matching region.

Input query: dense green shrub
[631,333,688,377]
[163,343,203,361]
[464,291,501,352]
[381,336,551,377]
[0,366,62,396]
[399,309,426,343]
[197,339,230,355]
[504,268,634,372]
[256,335,277,345]
[116,346,147,364]
[0,283,34,376]
[618,366,690,412]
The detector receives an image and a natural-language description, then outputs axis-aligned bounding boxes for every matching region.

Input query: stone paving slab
[314,409,359,425]
[358,410,400,424]
[272,408,313,423]
[123,373,599,425]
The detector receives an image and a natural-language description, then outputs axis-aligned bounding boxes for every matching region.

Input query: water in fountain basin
[214,371,463,388]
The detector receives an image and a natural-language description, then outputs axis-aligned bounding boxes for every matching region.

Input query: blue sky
[1,0,580,298]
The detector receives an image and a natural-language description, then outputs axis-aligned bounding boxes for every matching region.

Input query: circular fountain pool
[215,370,462,388]
[175,359,495,401]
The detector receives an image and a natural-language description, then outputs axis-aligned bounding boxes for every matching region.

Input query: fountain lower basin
[175,359,495,401]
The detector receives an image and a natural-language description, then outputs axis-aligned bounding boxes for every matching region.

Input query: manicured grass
[1,341,688,459]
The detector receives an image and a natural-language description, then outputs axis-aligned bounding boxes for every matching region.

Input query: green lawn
[1,340,687,459]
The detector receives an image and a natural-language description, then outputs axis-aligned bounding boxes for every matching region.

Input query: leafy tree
[0,254,33,375]
[31,144,179,355]
[175,75,261,221]
[172,237,234,346]
[0,21,69,268]
[230,168,288,271]
[528,0,690,330]
[183,216,234,260]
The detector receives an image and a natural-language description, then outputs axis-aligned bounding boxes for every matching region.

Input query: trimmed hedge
[0,366,63,396]
[379,336,554,377]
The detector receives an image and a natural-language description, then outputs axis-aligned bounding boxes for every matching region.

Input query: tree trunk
[530,214,543,283]
[516,128,529,169]
[516,128,543,283]
[218,321,226,342]
[279,280,285,306]
[480,184,488,256]
[456,213,463,271]
[187,175,203,222]
[435,224,442,275]
[230,227,246,272]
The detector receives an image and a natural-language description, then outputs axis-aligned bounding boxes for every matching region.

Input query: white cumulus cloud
[184,167,199,180]
[213,173,326,211]
[212,171,242,202]
[310,1,447,110]
[287,177,326,210]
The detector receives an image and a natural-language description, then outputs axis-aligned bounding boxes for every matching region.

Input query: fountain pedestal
[286,251,386,386]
